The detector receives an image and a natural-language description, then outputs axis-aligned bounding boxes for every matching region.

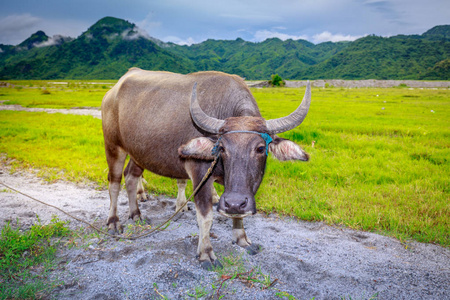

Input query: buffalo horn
[265,81,311,134]
[190,82,225,134]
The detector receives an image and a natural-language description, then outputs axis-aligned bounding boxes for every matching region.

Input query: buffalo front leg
[232,218,262,255]
[195,205,220,270]
[187,169,222,269]
[124,160,144,222]
[106,147,127,234]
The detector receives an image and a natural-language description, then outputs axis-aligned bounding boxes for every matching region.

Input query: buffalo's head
[179,82,311,218]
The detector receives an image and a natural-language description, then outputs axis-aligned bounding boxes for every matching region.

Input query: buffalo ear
[269,136,309,161]
[178,137,216,160]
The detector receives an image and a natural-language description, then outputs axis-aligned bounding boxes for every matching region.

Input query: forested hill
[0,17,449,80]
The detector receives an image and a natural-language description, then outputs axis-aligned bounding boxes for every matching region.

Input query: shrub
[268,74,285,87]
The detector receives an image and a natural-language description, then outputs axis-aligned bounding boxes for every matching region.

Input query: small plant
[268,74,285,87]
[276,291,299,299]
[0,216,71,299]
[41,89,51,95]
[187,286,208,299]
[396,83,409,88]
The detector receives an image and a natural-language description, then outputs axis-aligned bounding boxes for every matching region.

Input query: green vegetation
[0,82,449,247]
[0,80,115,108]
[0,111,106,186]
[178,251,297,298]
[1,17,449,80]
[269,74,285,87]
[299,35,450,80]
[0,217,70,299]
[0,17,195,80]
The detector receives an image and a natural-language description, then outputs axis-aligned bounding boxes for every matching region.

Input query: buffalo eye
[219,146,225,153]
[256,146,265,154]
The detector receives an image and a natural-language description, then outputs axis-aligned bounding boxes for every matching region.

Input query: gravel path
[0,169,449,300]
[0,101,101,119]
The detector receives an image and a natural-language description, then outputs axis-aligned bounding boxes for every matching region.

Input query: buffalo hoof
[245,243,262,255]
[132,215,142,223]
[107,217,123,236]
[107,224,123,236]
[201,259,223,271]
[138,194,148,202]
[176,205,189,213]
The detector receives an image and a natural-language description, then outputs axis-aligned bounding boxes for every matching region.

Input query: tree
[269,74,285,86]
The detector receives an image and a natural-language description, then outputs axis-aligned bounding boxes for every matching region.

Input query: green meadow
[0,82,448,246]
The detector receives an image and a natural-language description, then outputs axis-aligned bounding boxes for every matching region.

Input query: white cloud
[34,35,70,47]
[0,14,42,45]
[135,13,162,36]
[0,13,41,34]
[312,31,365,43]
[253,30,308,42]
[122,27,151,41]
[0,13,86,45]
[220,13,282,23]
[163,36,197,46]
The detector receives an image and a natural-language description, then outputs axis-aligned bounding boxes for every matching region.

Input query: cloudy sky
[1,0,449,46]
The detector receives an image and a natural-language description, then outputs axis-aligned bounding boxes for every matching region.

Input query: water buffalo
[101,68,310,269]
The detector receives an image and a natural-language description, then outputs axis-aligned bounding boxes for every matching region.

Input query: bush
[268,74,285,87]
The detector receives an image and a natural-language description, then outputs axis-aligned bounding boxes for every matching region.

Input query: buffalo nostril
[240,197,248,209]
[224,198,230,209]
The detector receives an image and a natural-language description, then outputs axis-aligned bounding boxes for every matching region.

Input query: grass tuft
[0,216,71,299]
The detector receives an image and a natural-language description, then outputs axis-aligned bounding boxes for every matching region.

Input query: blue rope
[211,130,273,156]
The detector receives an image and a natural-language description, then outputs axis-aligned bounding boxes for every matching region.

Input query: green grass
[0,217,70,299]
[253,86,449,245]
[0,82,448,246]
[0,80,115,108]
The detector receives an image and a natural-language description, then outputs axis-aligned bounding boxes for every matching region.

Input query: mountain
[0,18,449,80]
[422,25,450,40]
[17,30,49,50]
[166,38,350,79]
[295,33,450,80]
[0,17,195,79]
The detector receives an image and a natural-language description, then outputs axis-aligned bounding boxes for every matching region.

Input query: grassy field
[0,80,115,108]
[0,81,449,246]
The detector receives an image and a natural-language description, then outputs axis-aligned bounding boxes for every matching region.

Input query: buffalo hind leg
[232,218,262,255]
[176,179,188,212]
[211,185,220,204]
[106,147,127,234]
[176,180,219,212]
[124,160,144,222]
[124,161,148,202]
[136,175,148,202]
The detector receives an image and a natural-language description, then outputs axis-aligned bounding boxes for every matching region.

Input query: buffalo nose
[220,193,253,215]
[224,197,248,213]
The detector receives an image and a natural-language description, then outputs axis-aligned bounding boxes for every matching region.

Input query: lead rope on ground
[0,154,219,241]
